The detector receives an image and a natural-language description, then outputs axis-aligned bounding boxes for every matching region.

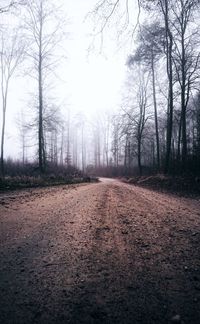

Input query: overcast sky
[4,0,138,158]
[56,0,128,115]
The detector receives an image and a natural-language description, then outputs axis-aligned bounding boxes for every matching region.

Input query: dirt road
[0,178,200,324]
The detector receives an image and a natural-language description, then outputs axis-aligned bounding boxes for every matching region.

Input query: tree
[154,0,174,173]
[76,113,86,172]
[101,112,111,167]
[24,0,64,174]
[171,0,200,168]
[126,68,150,175]
[111,116,120,168]
[44,103,63,165]
[128,22,165,170]
[89,0,140,42]
[91,0,174,172]
[0,27,24,176]
[90,0,200,177]
[16,110,30,165]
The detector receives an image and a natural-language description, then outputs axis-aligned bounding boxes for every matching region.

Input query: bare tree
[90,0,200,176]
[24,0,65,174]
[102,112,111,167]
[125,68,150,175]
[75,113,86,172]
[111,116,120,168]
[65,109,71,167]
[128,22,165,170]
[171,0,200,167]
[0,27,24,176]
[16,109,30,165]
[44,102,63,165]
[90,0,174,172]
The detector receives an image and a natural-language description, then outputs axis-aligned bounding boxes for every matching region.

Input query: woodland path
[0,178,200,324]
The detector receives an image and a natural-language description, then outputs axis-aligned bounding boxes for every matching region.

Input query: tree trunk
[0,108,6,177]
[38,2,44,174]
[138,137,142,176]
[38,53,44,173]
[177,114,182,161]
[181,29,187,169]
[124,137,128,169]
[151,52,160,171]
[164,0,174,174]
[0,81,8,177]
[197,99,200,159]
[82,124,85,171]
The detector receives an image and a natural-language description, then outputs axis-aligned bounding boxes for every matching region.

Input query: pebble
[171,314,181,323]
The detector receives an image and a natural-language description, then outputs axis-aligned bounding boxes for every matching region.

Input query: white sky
[4,0,136,158]
[59,0,127,115]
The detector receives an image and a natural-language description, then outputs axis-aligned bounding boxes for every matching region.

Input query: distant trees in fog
[0,27,24,176]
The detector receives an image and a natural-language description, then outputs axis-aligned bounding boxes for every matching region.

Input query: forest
[0,0,200,186]
[1,2,200,324]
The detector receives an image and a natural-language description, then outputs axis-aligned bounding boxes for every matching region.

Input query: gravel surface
[0,178,200,324]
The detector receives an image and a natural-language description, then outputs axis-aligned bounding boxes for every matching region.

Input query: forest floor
[0,178,200,324]
[125,175,200,197]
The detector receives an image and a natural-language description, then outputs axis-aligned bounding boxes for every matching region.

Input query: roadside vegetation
[0,159,97,191]
[123,174,200,197]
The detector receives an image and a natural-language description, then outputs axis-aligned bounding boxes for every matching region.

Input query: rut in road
[0,179,200,324]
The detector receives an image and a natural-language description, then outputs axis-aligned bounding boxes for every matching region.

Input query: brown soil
[0,178,200,324]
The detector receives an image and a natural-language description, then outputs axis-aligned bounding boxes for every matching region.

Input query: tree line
[90,0,200,176]
[1,0,200,178]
